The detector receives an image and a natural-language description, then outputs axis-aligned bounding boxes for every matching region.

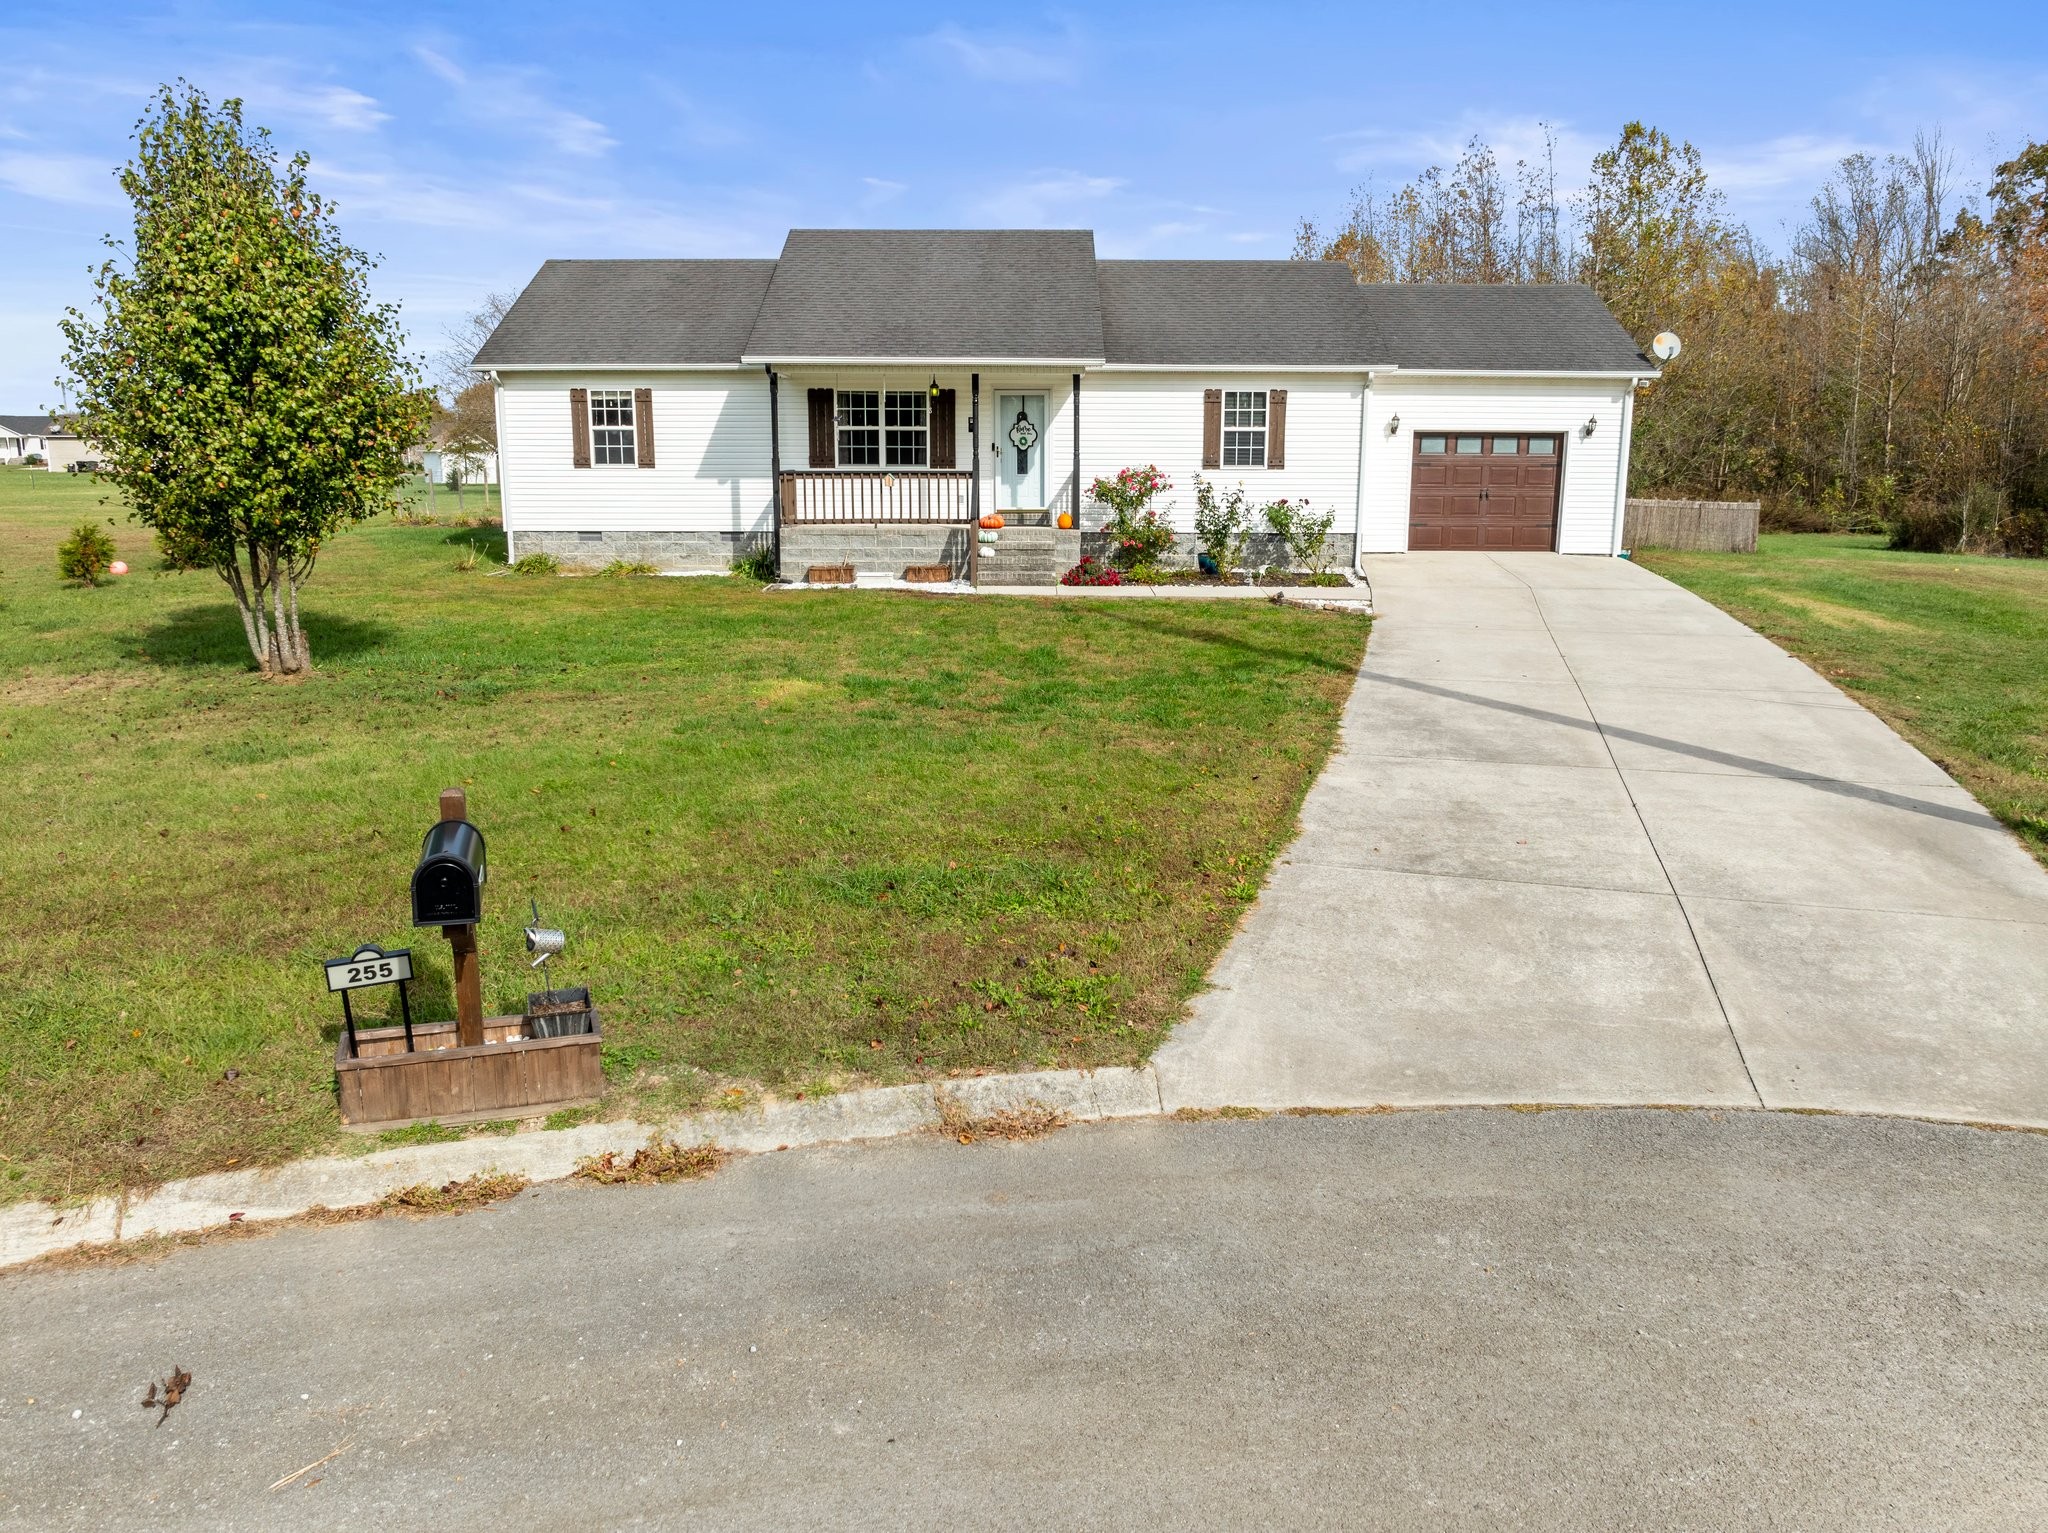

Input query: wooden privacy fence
[1625,498,1760,553]
[780,470,972,524]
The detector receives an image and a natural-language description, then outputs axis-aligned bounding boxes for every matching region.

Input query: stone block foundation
[510,528,769,572]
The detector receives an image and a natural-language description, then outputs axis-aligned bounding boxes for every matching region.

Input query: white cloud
[860,176,907,208]
[408,42,616,158]
[1702,134,1872,196]
[0,151,122,207]
[1329,115,1604,190]
[916,22,1083,86]
[972,170,1122,225]
[302,85,389,133]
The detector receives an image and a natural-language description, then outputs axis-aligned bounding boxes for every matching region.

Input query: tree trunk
[218,534,313,676]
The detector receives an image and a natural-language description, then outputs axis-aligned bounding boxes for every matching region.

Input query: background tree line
[1294,124,2048,554]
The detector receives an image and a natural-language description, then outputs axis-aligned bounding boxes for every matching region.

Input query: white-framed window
[1222,390,1267,466]
[589,389,636,466]
[837,389,927,468]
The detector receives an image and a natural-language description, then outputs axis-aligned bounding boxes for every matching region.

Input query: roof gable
[473,259,776,367]
[743,229,1105,362]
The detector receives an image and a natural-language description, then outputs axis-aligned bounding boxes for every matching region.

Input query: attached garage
[1408,432,1563,551]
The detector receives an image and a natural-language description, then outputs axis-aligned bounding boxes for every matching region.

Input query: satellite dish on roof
[1651,331,1683,362]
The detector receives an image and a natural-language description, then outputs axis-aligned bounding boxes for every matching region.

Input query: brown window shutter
[929,389,956,468]
[807,388,836,468]
[1266,388,1287,469]
[570,387,591,468]
[633,387,655,468]
[1201,388,1222,469]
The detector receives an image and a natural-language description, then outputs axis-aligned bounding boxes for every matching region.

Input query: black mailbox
[412,819,487,928]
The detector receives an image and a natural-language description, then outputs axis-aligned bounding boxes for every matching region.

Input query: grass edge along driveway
[0,468,1369,1206]
[1637,533,2048,867]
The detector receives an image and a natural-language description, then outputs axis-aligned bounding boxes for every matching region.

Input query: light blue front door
[995,393,1047,510]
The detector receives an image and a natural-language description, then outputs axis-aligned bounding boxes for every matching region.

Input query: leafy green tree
[59,84,427,675]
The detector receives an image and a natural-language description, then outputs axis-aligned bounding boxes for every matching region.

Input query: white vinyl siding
[498,371,773,533]
[1081,373,1363,535]
[1358,375,1633,555]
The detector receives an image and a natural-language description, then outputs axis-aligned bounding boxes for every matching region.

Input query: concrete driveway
[1155,552,2048,1126]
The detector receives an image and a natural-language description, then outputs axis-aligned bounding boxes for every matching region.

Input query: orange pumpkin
[979,513,1005,530]
[1056,512,1075,529]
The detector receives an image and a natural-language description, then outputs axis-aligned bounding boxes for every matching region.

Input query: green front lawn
[1637,534,2048,865]
[0,468,1368,1204]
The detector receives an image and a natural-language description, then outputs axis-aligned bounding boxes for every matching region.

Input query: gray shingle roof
[0,414,53,435]
[742,230,1105,362]
[471,237,1651,375]
[1097,260,1386,367]
[472,259,776,367]
[1360,282,1650,372]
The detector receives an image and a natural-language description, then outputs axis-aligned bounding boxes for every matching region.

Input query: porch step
[976,526,1078,587]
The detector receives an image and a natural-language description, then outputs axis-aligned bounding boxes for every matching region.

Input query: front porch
[777,473,1080,585]
[769,367,1085,586]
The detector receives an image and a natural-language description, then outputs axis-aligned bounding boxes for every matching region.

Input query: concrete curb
[0,1067,1164,1272]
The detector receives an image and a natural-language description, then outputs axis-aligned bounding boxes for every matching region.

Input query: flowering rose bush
[1088,465,1178,571]
[1088,465,1170,520]
[1059,556,1123,586]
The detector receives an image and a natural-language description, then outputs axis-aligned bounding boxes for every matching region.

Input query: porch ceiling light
[928,375,941,399]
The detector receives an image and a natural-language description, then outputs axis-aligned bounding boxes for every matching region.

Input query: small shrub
[1060,556,1123,586]
[58,521,118,585]
[1886,501,1963,553]
[453,538,487,572]
[1759,498,1834,534]
[597,559,660,577]
[1194,475,1253,574]
[731,543,779,582]
[1998,506,2048,559]
[1263,497,1336,576]
[508,551,560,576]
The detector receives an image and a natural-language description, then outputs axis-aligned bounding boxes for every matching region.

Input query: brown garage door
[1408,432,1561,550]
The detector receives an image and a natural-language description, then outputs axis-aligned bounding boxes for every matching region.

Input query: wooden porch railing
[778,470,973,524]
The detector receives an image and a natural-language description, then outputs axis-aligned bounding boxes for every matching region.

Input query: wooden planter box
[335,1013,603,1131]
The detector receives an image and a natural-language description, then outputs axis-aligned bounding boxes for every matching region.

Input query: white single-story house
[0,414,100,472]
[0,414,52,464]
[473,230,1657,581]
[411,445,500,486]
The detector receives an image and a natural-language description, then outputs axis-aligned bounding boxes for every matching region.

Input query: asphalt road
[4,1109,2046,1530]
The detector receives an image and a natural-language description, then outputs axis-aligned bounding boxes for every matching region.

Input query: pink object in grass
[109,561,129,576]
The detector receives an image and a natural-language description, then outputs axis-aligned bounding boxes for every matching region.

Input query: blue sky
[2,1,2042,406]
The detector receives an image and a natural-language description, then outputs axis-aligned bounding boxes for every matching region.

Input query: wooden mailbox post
[330,787,601,1130]
[440,787,486,1047]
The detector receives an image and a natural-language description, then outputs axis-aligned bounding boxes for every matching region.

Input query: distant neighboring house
[0,414,101,472]
[407,425,498,487]
[472,228,1657,581]
[0,414,52,464]
[415,445,498,486]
